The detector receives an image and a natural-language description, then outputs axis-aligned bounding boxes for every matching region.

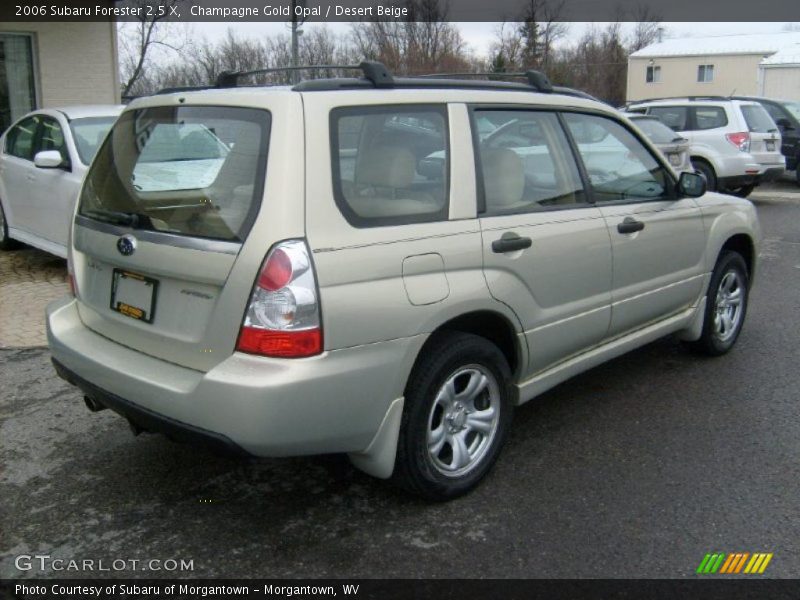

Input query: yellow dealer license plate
[110,269,158,323]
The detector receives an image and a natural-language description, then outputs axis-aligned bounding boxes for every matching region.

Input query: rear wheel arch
[419,310,522,381]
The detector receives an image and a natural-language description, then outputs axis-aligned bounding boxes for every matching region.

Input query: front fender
[698,194,761,278]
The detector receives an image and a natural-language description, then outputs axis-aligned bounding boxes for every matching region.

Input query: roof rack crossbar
[215,61,394,88]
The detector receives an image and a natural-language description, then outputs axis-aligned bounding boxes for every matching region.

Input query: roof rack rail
[215,61,393,88]
[154,85,214,95]
[154,61,599,101]
[412,71,553,93]
[629,95,731,103]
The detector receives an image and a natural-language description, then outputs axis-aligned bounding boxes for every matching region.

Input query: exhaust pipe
[83,395,107,412]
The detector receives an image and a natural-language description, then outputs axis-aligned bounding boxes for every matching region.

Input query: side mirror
[33,150,66,169]
[678,171,707,198]
[775,118,794,132]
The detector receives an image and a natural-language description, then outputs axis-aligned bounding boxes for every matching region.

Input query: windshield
[631,117,683,144]
[741,104,777,133]
[78,105,270,243]
[69,117,117,164]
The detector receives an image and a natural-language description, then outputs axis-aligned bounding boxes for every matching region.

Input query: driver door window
[563,112,673,203]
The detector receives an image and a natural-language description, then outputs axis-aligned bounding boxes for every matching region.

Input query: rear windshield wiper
[82,209,153,229]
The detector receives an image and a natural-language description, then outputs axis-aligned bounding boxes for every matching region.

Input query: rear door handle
[492,234,532,254]
[26,173,37,181]
[617,218,645,234]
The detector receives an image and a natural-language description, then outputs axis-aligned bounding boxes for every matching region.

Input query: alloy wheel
[426,365,501,477]
[713,270,745,342]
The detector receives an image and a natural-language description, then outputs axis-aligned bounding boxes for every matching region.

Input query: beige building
[627,32,800,102]
[0,22,120,132]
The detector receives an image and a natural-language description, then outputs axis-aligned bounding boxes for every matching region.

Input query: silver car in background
[0,105,123,257]
[627,114,692,173]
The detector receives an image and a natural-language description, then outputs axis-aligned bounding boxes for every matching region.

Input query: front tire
[686,251,749,356]
[392,332,513,501]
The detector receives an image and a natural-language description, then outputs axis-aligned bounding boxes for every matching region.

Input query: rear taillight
[236,240,323,358]
[726,132,750,152]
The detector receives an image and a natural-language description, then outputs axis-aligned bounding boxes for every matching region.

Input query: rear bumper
[47,296,422,457]
[52,358,247,455]
[718,166,785,189]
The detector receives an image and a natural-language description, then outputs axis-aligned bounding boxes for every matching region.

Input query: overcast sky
[183,21,800,57]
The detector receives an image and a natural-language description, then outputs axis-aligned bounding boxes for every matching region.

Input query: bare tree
[119,0,189,97]
[629,5,664,52]
[518,0,568,70]
[350,0,472,75]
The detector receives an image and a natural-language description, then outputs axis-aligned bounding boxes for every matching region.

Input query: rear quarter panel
[302,93,524,366]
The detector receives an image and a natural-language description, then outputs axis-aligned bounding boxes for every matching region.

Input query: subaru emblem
[117,235,137,256]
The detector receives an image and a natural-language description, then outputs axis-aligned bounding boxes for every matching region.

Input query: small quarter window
[38,117,69,164]
[331,105,449,227]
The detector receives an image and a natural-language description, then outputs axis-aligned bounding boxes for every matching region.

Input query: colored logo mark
[696,552,773,574]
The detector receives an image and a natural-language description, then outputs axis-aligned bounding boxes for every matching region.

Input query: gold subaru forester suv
[47,63,760,500]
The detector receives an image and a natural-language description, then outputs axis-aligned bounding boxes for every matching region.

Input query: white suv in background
[627,98,785,197]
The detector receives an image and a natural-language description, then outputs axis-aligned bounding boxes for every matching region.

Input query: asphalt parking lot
[1,181,799,580]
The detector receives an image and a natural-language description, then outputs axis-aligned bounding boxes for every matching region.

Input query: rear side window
[647,106,688,131]
[692,106,728,130]
[5,115,40,160]
[331,105,448,227]
[473,109,586,214]
[741,104,777,133]
[78,106,270,243]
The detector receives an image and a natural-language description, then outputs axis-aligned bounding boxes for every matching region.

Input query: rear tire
[685,251,749,356]
[691,159,717,192]
[392,331,513,501]
[0,201,19,251]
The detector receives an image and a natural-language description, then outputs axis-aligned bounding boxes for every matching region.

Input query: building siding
[1,21,119,108]
[627,54,765,102]
[762,66,800,101]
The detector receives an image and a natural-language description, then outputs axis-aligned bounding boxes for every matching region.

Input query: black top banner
[2,0,800,22]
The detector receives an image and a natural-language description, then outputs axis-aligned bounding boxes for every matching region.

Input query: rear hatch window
[633,117,685,144]
[79,106,270,242]
[741,104,778,133]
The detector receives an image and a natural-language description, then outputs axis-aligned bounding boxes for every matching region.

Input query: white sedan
[0,105,123,257]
